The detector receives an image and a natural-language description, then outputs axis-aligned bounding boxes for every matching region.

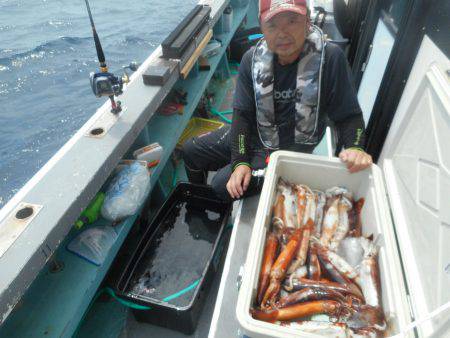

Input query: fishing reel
[89,63,138,98]
[89,62,138,114]
[90,71,124,98]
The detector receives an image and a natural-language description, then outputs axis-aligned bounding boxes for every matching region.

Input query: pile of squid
[251,179,386,337]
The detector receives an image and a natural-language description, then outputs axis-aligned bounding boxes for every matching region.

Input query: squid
[253,180,388,334]
[286,277,364,301]
[314,242,361,287]
[277,287,347,308]
[314,191,326,235]
[308,245,321,280]
[257,233,279,305]
[288,218,314,274]
[272,191,286,230]
[320,196,340,247]
[349,197,365,237]
[330,196,353,251]
[347,304,386,333]
[359,239,382,308]
[251,300,347,322]
[316,246,361,295]
[326,186,353,200]
[261,227,303,307]
[295,184,307,227]
[288,184,316,273]
[273,180,297,245]
[292,265,308,279]
[301,185,317,225]
[337,236,367,269]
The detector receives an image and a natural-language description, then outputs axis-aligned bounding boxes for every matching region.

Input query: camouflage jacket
[251,25,325,149]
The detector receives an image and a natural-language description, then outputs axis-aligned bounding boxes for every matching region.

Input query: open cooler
[236,35,450,338]
[236,151,411,337]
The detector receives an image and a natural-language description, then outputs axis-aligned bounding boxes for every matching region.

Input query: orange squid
[277,287,346,308]
[308,245,321,280]
[272,192,286,231]
[352,198,365,237]
[295,185,307,227]
[261,227,303,307]
[285,277,364,301]
[288,218,314,274]
[256,233,279,305]
[251,300,346,322]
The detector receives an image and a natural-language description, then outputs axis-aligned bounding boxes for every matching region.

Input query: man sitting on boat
[182,0,372,202]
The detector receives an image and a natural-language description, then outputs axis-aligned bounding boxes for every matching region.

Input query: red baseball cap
[259,0,308,23]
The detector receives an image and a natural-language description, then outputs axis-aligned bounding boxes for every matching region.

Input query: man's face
[261,12,308,61]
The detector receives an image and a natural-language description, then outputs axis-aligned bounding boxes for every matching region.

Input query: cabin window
[356,0,408,125]
[380,0,409,36]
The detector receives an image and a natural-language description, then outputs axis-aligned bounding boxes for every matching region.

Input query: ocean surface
[0,0,198,208]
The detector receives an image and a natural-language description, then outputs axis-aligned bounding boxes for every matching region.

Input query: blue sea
[0,0,197,208]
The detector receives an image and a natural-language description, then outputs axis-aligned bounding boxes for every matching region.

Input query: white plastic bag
[67,226,118,266]
[101,162,150,222]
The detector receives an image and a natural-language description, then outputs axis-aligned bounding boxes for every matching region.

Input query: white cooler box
[236,36,450,338]
[236,151,409,338]
[236,151,448,338]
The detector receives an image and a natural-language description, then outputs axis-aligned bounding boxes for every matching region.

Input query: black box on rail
[161,5,211,59]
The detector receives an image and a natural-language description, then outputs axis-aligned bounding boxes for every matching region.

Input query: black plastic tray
[108,183,231,334]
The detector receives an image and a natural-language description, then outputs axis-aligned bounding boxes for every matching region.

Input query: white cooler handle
[388,300,450,338]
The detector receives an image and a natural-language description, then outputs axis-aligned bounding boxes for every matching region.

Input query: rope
[98,279,202,311]
[210,107,232,124]
[171,163,178,188]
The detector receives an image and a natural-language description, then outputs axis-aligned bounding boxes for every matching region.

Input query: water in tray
[128,200,223,307]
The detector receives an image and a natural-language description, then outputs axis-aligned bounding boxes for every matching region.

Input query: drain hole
[90,127,104,136]
[16,206,34,220]
[49,260,65,273]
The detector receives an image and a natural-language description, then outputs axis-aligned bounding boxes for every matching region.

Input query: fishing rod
[84,0,136,114]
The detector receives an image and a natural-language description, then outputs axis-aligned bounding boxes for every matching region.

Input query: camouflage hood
[251,25,325,149]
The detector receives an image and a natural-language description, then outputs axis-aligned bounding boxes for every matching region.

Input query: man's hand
[339,148,372,173]
[226,165,252,199]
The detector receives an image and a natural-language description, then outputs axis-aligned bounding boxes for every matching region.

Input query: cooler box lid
[379,36,450,336]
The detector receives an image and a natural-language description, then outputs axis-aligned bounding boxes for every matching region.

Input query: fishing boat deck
[2,0,449,335]
[0,1,332,337]
[0,1,251,336]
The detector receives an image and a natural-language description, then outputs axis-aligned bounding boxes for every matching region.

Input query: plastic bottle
[75,192,106,229]
[133,143,163,163]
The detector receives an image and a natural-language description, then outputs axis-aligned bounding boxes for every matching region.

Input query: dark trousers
[181,126,267,202]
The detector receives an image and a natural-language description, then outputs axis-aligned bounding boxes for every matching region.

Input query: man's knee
[181,137,198,168]
[211,167,233,202]
[211,169,264,202]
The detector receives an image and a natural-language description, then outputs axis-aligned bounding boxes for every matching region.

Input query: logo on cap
[259,0,307,22]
